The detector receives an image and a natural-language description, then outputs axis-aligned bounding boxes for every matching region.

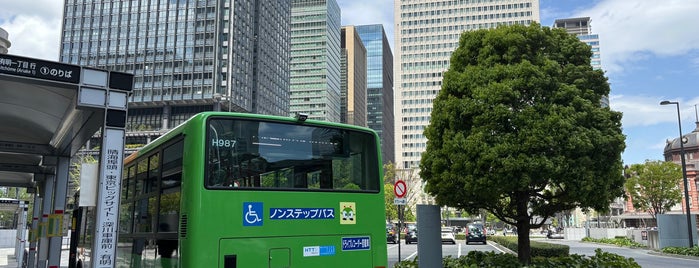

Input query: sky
[1,0,699,165]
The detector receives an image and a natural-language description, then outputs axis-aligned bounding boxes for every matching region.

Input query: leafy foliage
[489,236,570,257]
[661,246,699,257]
[393,249,641,268]
[419,23,626,264]
[623,160,682,219]
[385,182,398,221]
[581,237,647,248]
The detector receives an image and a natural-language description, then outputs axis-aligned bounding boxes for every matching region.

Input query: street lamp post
[660,100,694,248]
[213,93,222,112]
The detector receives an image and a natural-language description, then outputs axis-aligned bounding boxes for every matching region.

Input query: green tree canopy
[419,23,626,264]
[624,160,682,219]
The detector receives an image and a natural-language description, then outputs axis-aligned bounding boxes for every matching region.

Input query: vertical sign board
[92,128,125,268]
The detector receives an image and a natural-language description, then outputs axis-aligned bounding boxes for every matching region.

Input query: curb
[646,250,699,261]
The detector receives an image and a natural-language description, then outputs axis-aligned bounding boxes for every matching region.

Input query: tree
[419,23,626,264]
[384,183,398,222]
[624,160,682,220]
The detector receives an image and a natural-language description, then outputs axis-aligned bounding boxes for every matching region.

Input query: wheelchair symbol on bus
[243,202,263,226]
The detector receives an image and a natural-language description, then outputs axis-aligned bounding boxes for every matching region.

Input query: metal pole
[674,103,694,248]
[397,205,402,261]
[661,100,694,248]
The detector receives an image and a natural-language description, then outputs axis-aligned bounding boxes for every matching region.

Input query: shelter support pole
[37,172,55,268]
[15,201,28,267]
[47,156,70,267]
[28,191,42,268]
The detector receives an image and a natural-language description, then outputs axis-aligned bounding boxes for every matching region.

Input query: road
[387,240,500,267]
[543,239,699,268]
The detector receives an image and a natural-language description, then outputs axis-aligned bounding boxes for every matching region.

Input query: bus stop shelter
[0,53,132,268]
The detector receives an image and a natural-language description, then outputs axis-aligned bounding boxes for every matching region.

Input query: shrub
[487,236,569,257]
[661,246,699,257]
[582,237,646,248]
[394,249,640,267]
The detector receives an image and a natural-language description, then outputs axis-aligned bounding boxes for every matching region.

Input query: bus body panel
[116,112,387,268]
[219,235,374,267]
[180,191,387,267]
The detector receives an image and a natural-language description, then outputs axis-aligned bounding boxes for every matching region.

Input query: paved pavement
[0,248,70,268]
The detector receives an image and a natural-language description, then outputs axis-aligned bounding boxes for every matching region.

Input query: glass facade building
[355,24,394,164]
[59,0,291,133]
[290,0,342,122]
[394,0,540,169]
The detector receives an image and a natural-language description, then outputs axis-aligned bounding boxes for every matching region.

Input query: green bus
[93,112,387,267]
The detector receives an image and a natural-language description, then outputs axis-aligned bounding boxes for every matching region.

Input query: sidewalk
[0,248,70,268]
[0,248,18,268]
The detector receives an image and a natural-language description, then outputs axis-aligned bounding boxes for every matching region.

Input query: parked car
[465,223,487,244]
[441,227,457,244]
[486,228,495,236]
[405,228,418,244]
[546,229,564,239]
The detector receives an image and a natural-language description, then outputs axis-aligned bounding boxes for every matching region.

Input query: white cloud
[573,0,699,74]
[0,1,63,60]
[610,95,699,128]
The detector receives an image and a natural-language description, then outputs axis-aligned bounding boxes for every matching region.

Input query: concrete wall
[0,230,70,248]
[0,229,22,247]
[627,229,653,247]
[564,227,627,240]
[657,214,698,248]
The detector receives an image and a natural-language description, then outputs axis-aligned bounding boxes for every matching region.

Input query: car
[465,223,487,245]
[405,228,418,244]
[486,228,495,236]
[441,227,457,244]
[386,224,398,244]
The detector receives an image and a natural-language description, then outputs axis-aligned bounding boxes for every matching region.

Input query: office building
[0,27,10,54]
[356,24,394,164]
[59,0,291,142]
[290,0,342,122]
[553,17,608,107]
[394,0,540,169]
[340,26,367,127]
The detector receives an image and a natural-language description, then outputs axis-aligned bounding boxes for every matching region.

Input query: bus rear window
[206,118,380,192]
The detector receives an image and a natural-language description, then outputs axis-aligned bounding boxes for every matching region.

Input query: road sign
[394,198,406,205]
[394,180,407,198]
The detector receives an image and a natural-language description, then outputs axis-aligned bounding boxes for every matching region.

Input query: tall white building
[394,0,540,169]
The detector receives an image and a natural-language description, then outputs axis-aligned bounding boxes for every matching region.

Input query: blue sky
[2,0,699,165]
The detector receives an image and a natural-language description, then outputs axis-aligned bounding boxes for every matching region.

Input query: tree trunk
[516,192,531,265]
[516,219,531,265]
